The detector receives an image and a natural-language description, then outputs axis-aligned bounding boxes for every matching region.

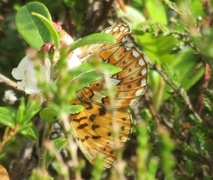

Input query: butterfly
[69,24,148,169]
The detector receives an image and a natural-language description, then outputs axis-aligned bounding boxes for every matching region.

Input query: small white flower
[11,29,82,94]
[67,51,82,69]
[12,56,51,94]
[3,90,17,104]
[59,30,82,69]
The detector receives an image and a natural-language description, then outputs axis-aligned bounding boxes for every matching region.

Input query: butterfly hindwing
[70,99,131,169]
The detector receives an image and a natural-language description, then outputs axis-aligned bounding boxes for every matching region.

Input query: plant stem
[0,73,25,93]
[36,122,52,169]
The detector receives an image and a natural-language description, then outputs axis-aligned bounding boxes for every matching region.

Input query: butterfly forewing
[79,24,148,107]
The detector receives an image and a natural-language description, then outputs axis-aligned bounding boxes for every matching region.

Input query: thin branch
[0,73,25,93]
[117,0,126,13]
[144,93,161,126]
[196,63,211,113]
[151,63,203,122]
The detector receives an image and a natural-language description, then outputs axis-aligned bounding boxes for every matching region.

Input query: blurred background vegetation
[0,0,213,179]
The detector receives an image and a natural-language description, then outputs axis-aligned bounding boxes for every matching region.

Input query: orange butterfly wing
[70,99,131,169]
[0,165,9,180]
[69,24,148,168]
[79,24,148,107]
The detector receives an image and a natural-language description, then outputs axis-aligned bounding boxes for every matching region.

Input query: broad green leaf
[188,1,205,22]
[135,32,204,107]
[15,2,53,50]
[44,104,84,122]
[68,33,116,52]
[144,0,167,25]
[69,105,84,114]
[136,33,178,66]
[160,49,204,101]
[68,62,121,91]
[0,107,16,127]
[171,49,204,91]
[192,28,213,60]
[69,62,121,82]
[32,12,59,48]
[118,5,146,28]
[40,108,56,124]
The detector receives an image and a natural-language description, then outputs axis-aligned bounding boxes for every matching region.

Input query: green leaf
[40,107,56,124]
[53,138,67,151]
[136,33,177,107]
[16,98,25,124]
[136,32,204,107]
[68,33,116,52]
[189,1,205,21]
[68,62,121,91]
[40,105,83,123]
[24,95,43,123]
[15,2,53,50]
[19,122,38,140]
[192,28,213,61]
[144,0,167,25]
[118,5,146,28]
[46,138,67,167]
[32,12,59,48]
[69,104,84,114]
[0,107,16,127]
[136,33,178,66]
[171,49,204,91]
